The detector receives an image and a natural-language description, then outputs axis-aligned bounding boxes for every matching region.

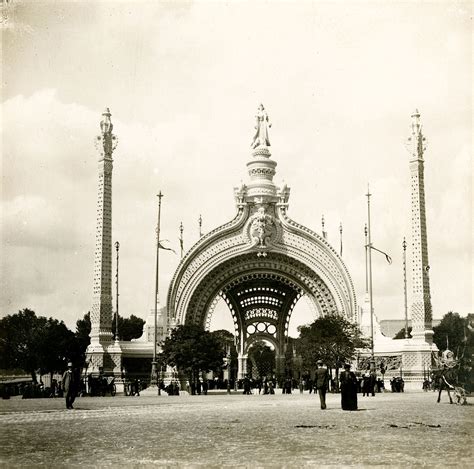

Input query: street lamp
[114,241,120,343]
[402,238,409,339]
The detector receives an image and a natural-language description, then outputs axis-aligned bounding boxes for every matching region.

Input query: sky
[1,0,472,335]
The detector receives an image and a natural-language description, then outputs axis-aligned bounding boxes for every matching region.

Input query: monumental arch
[85,106,436,388]
[167,105,357,379]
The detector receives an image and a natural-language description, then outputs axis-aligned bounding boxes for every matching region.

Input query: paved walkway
[0,392,472,467]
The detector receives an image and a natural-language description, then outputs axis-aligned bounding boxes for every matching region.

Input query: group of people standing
[313,360,358,411]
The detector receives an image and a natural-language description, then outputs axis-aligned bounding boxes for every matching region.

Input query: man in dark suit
[62,362,77,409]
[314,360,329,409]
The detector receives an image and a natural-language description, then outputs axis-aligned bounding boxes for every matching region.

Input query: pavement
[0,391,472,468]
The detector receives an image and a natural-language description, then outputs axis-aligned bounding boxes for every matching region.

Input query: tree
[248,342,275,378]
[112,314,145,341]
[0,309,78,382]
[75,312,91,363]
[209,329,238,380]
[393,327,412,339]
[160,324,226,382]
[209,329,234,349]
[77,311,145,343]
[433,312,471,354]
[296,313,369,376]
[76,312,91,344]
[433,312,474,391]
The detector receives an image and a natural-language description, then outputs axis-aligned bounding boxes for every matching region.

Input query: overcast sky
[1,1,472,334]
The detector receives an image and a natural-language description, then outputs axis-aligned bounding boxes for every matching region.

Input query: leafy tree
[394,326,412,339]
[0,309,78,381]
[433,312,471,354]
[75,312,91,362]
[160,324,226,381]
[76,312,91,343]
[247,341,275,378]
[210,329,234,348]
[77,311,145,343]
[112,314,145,341]
[38,318,77,376]
[296,313,369,376]
[210,329,238,380]
[433,312,474,391]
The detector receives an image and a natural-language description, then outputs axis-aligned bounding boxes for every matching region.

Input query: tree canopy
[160,324,226,380]
[112,314,145,341]
[0,310,147,381]
[0,309,80,381]
[76,311,145,343]
[296,313,368,372]
[433,312,472,355]
[247,341,275,378]
[433,312,474,390]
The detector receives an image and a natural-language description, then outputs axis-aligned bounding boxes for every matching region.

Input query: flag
[159,240,176,254]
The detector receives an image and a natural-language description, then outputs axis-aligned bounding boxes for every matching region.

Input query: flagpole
[364,224,368,294]
[366,185,375,373]
[198,214,203,238]
[150,191,163,392]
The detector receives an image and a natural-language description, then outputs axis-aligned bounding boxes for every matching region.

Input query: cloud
[1,2,471,331]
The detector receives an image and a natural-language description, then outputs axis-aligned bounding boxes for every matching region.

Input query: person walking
[340,364,358,411]
[362,371,370,396]
[62,362,77,409]
[314,360,329,409]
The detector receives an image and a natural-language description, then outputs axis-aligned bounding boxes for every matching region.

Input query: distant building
[379,319,441,339]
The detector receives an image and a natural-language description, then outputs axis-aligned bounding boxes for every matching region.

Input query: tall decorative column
[407,110,434,344]
[86,108,118,374]
[397,110,437,388]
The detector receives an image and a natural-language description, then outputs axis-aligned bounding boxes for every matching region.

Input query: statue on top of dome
[251,104,271,149]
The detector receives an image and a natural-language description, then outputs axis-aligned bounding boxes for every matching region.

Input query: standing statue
[251,104,271,149]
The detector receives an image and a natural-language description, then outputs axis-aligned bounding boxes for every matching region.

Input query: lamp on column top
[95,107,117,156]
[100,108,113,134]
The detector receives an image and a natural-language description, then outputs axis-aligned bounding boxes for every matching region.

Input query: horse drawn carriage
[432,350,468,405]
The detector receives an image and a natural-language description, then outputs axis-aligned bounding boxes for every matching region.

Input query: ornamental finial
[95,107,117,157]
[251,104,272,149]
[406,109,426,159]
[100,107,113,134]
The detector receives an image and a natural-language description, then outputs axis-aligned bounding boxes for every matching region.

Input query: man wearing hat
[314,360,330,409]
[62,362,77,409]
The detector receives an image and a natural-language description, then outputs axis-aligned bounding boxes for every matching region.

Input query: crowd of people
[3,360,458,413]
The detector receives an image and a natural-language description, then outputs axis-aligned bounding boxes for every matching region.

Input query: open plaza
[1,391,472,467]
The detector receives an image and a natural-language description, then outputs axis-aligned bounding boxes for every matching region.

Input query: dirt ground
[1,391,472,468]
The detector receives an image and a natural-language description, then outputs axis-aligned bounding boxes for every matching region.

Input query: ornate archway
[167,106,357,379]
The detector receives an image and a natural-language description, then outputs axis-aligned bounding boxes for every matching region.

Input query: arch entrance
[181,252,337,379]
[166,106,357,381]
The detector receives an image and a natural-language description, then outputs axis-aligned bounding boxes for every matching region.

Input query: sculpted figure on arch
[251,104,271,149]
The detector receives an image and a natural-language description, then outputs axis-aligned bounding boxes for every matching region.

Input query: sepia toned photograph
[1,0,472,467]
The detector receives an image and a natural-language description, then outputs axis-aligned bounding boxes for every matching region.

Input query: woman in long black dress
[340,363,358,411]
